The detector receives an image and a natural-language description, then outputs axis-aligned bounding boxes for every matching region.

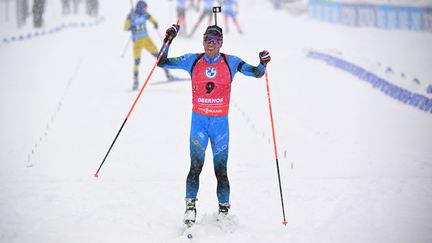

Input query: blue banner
[309,0,432,32]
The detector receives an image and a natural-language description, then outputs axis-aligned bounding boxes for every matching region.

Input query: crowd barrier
[1,16,104,47]
[308,0,432,32]
[307,50,432,114]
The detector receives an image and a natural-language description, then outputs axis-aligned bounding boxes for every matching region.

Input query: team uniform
[158,45,265,204]
[124,1,174,90]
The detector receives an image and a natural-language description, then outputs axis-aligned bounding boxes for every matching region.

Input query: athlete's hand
[259,50,271,65]
[164,24,180,44]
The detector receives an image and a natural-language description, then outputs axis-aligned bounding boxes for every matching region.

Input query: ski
[182,198,197,239]
[151,78,190,85]
[128,78,189,92]
[183,222,194,239]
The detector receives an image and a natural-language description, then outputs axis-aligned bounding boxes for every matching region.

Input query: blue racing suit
[158,44,265,204]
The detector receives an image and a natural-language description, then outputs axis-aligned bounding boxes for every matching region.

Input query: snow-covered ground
[1,1,432,243]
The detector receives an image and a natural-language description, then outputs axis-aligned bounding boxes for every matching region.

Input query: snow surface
[1,1,432,243]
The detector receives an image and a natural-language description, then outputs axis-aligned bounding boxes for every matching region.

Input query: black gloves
[259,50,271,66]
[164,24,180,44]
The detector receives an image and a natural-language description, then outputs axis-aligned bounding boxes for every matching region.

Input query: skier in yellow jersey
[124,0,175,90]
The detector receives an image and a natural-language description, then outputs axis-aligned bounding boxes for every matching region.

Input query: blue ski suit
[158,44,265,204]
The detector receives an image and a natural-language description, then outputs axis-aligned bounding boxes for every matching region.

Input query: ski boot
[218,202,230,215]
[217,202,230,221]
[184,198,197,227]
[132,79,139,91]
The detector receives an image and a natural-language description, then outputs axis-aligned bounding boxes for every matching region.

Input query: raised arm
[227,50,271,79]
[157,24,198,75]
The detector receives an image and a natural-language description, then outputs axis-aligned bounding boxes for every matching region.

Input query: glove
[164,24,180,44]
[153,22,158,29]
[259,50,271,65]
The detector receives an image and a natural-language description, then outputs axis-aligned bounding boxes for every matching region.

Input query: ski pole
[264,67,288,226]
[121,0,135,58]
[120,38,131,58]
[94,21,178,178]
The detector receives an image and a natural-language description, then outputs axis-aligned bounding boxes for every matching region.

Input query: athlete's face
[203,34,223,58]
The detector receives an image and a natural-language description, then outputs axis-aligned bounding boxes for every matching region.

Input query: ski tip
[282,220,288,226]
[93,173,99,178]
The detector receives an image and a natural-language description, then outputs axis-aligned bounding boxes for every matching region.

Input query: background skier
[188,0,215,37]
[124,0,175,90]
[222,0,243,34]
[176,0,188,36]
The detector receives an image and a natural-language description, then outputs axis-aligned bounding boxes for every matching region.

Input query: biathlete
[223,0,243,34]
[157,24,271,225]
[124,0,175,90]
[188,0,214,37]
[176,0,188,36]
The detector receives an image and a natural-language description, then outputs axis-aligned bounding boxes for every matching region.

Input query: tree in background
[16,0,29,28]
[32,0,45,28]
[86,0,99,17]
